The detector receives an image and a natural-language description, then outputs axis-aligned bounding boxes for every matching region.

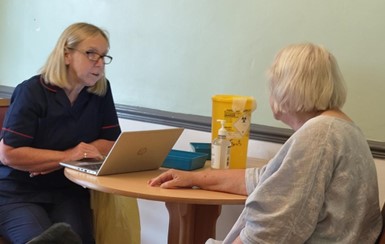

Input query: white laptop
[60,128,183,176]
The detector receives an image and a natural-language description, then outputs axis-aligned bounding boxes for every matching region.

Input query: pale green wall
[1,0,385,141]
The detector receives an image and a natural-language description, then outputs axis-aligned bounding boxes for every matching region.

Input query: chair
[0,98,10,129]
[377,202,385,244]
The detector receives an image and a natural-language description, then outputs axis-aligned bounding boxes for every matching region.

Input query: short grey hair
[268,43,346,114]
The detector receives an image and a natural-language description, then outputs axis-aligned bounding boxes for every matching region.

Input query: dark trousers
[0,196,94,244]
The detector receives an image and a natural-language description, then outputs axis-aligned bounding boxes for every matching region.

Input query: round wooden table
[65,167,247,244]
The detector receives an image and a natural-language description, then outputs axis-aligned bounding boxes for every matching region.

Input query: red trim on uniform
[101,124,120,130]
[2,128,34,139]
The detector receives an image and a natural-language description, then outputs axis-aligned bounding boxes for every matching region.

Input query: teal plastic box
[190,142,211,160]
[162,149,208,171]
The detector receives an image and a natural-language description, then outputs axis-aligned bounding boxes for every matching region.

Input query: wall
[119,118,385,243]
[1,1,385,141]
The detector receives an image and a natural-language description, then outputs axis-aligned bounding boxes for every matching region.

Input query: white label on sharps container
[233,113,251,136]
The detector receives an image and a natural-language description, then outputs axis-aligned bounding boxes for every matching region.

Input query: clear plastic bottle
[211,120,231,169]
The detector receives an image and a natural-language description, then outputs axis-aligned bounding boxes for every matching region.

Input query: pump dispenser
[211,120,231,169]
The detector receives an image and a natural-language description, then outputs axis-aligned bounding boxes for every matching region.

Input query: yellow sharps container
[211,95,257,169]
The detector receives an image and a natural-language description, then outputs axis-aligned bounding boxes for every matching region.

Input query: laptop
[60,128,184,176]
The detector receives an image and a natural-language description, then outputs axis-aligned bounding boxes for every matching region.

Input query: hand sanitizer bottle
[211,120,231,169]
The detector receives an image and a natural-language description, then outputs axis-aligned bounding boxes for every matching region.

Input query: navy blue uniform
[0,75,121,243]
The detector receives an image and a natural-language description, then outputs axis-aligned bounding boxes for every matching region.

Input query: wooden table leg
[165,202,222,244]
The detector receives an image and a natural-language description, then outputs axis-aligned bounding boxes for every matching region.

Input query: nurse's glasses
[68,48,113,65]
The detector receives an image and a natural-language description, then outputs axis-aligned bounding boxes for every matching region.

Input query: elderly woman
[149,43,382,243]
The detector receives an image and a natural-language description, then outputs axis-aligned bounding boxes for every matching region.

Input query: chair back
[0,98,10,131]
[377,202,385,244]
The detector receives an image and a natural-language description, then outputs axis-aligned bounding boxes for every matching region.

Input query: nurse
[0,22,121,243]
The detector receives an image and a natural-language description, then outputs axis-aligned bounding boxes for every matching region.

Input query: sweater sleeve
[245,165,268,195]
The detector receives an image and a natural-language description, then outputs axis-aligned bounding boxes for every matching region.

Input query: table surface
[64,157,268,205]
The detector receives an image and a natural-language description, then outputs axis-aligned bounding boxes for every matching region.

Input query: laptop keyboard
[82,163,102,170]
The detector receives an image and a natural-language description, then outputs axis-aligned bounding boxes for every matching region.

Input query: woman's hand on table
[149,168,247,195]
[148,169,194,189]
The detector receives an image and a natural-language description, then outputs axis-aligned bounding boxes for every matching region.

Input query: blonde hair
[40,22,110,96]
[268,43,346,114]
